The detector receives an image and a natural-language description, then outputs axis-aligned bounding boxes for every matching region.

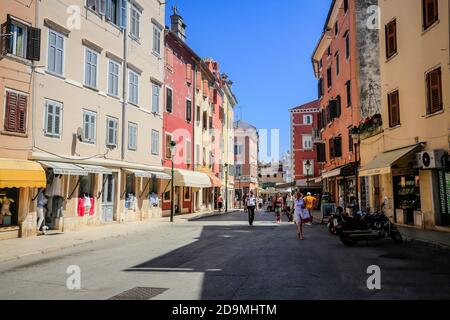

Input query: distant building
[281,151,293,183]
[234,120,259,201]
[258,161,284,189]
[290,100,320,185]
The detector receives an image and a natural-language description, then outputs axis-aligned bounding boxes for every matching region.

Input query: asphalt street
[0,210,449,300]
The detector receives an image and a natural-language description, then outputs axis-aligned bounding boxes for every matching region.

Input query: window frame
[185,98,192,122]
[165,86,173,113]
[84,47,99,88]
[10,18,28,59]
[128,69,139,106]
[426,66,443,115]
[151,129,159,156]
[127,121,138,151]
[129,4,141,40]
[385,19,397,60]
[44,99,63,138]
[47,28,65,76]
[106,116,118,147]
[151,82,161,114]
[107,59,120,97]
[152,24,162,56]
[388,90,401,128]
[82,109,97,144]
[303,115,313,125]
[422,0,439,31]
[4,89,28,134]
[302,135,313,150]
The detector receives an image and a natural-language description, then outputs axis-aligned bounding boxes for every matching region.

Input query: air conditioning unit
[417,150,448,169]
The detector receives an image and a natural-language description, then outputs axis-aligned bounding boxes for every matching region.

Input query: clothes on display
[45,175,62,197]
[149,192,159,207]
[77,193,95,217]
[125,193,137,210]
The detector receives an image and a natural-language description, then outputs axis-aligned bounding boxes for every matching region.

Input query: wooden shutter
[186,64,192,84]
[203,80,208,97]
[427,68,443,114]
[166,87,172,112]
[386,20,397,59]
[27,27,41,61]
[388,90,400,127]
[423,0,439,30]
[213,89,218,104]
[1,15,12,55]
[4,91,18,132]
[334,137,342,157]
[165,134,171,159]
[318,112,323,131]
[329,139,335,159]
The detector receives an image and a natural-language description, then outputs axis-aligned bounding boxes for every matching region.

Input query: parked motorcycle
[335,205,403,246]
[327,207,344,235]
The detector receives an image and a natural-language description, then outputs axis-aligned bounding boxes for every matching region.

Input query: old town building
[312,0,381,208]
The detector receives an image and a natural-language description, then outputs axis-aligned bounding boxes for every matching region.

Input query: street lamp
[238,173,242,209]
[305,160,312,192]
[169,140,177,223]
[224,163,229,213]
[351,127,361,212]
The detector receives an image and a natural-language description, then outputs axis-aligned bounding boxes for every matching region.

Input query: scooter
[327,206,344,235]
[336,205,403,247]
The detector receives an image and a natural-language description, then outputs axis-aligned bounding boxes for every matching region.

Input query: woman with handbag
[294,192,310,240]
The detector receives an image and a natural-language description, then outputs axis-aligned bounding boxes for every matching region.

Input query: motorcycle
[327,207,345,235]
[335,205,403,246]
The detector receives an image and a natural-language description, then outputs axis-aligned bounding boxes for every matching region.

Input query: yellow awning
[165,168,211,188]
[359,145,421,177]
[0,158,46,188]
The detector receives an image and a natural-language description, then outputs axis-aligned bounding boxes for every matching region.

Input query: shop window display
[78,174,95,217]
[0,188,19,226]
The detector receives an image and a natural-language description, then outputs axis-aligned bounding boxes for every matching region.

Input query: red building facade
[290,100,320,183]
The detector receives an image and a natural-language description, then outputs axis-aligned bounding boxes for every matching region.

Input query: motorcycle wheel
[328,223,337,235]
[390,231,403,244]
[338,233,359,247]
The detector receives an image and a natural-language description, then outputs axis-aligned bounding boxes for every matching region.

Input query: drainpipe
[121,15,128,161]
[192,61,197,213]
[31,0,40,152]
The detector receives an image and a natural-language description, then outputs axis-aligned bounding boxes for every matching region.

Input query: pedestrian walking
[285,192,294,222]
[247,191,257,226]
[304,192,317,225]
[217,194,223,212]
[36,188,48,235]
[274,193,284,224]
[293,192,311,240]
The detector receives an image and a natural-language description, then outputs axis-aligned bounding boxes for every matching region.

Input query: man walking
[247,191,256,226]
[36,188,48,235]
[303,192,317,225]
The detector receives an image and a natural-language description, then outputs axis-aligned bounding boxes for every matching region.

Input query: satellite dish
[76,127,84,142]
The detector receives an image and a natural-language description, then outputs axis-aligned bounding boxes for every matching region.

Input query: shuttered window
[185,140,192,165]
[108,60,119,97]
[186,99,192,122]
[152,25,161,55]
[165,134,172,159]
[202,111,208,130]
[151,130,159,155]
[327,67,332,88]
[85,48,98,88]
[388,90,400,127]
[316,143,326,163]
[336,96,341,118]
[334,137,342,157]
[346,80,352,107]
[426,67,443,115]
[385,19,397,59]
[106,117,118,147]
[166,87,173,113]
[152,83,160,114]
[128,122,137,151]
[48,29,64,75]
[329,139,335,159]
[128,69,139,105]
[196,72,202,91]
[344,0,349,13]
[423,0,439,30]
[4,91,27,134]
[335,52,340,76]
[44,100,62,137]
[318,77,324,98]
[344,31,350,60]
[83,110,96,143]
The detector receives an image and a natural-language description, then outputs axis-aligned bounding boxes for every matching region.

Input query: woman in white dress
[294,192,310,240]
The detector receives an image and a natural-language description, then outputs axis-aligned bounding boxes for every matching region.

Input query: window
[303,135,313,150]
[10,19,27,58]
[166,87,173,113]
[196,144,200,165]
[327,46,332,57]
[329,139,335,158]
[4,90,27,134]
[128,69,139,105]
[385,19,397,59]
[196,106,200,123]
[346,80,352,107]
[334,137,342,157]
[344,0,349,13]
[152,83,160,114]
[349,129,353,152]
[165,134,172,159]
[327,67,332,88]
[303,115,313,125]
[108,60,120,97]
[128,122,137,151]
[84,48,98,88]
[426,67,443,115]
[388,90,400,127]
[44,100,62,137]
[184,187,191,200]
[186,64,193,84]
[48,29,64,75]
[423,0,439,30]
[105,0,121,25]
[151,130,159,155]
[235,144,243,155]
[82,110,96,143]
[185,139,192,165]
[336,95,342,118]
[318,78,324,98]
[186,99,192,122]
[152,24,161,55]
[335,52,340,76]
[130,4,140,39]
[316,143,326,163]
[334,22,339,36]
[344,31,350,60]
[202,111,207,130]
[106,117,118,147]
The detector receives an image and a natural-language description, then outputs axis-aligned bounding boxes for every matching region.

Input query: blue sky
[165,0,331,162]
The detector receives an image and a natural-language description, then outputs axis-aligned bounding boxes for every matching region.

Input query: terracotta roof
[290,99,320,112]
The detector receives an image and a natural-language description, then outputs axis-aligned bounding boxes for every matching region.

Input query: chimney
[170,6,186,41]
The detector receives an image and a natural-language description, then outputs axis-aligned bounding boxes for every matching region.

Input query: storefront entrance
[101,174,115,222]
[393,172,421,225]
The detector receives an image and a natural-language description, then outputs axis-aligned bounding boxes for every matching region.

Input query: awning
[126,169,171,180]
[39,161,88,176]
[208,173,222,188]
[166,169,211,188]
[322,164,355,179]
[152,171,171,180]
[0,158,46,188]
[359,145,421,177]
[322,168,342,179]
[78,164,112,175]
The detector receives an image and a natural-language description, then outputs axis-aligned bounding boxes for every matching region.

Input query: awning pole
[68,177,82,200]
[139,177,152,198]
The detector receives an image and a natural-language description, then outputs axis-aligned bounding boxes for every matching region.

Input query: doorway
[101,174,115,222]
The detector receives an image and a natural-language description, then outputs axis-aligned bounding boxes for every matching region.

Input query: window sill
[152,51,161,59]
[385,52,398,63]
[107,93,120,100]
[1,130,28,138]
[129,34,141,44]
[422,20,440,35]
[424,109,444,119]
[45,70,66,80]
[386,124,401,131]
[44,133,62,139]
[83,84,99,92]
[4,53,32,66]
[128,148,137,152]
[128,101,140,108]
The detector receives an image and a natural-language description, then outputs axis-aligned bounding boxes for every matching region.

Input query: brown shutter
[1,15,12,55]
[203,80,208,97]
[427,68,443,114]
[4,91,18,131]
[388,91,400,127]
[17,94,27,133]
[186,64,192,84]
[213,89,218,104]
[386,20,397,58]
[27,27,41,61]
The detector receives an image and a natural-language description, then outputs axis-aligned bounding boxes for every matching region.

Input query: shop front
[0,159,46,239]
[321,163,356,211]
